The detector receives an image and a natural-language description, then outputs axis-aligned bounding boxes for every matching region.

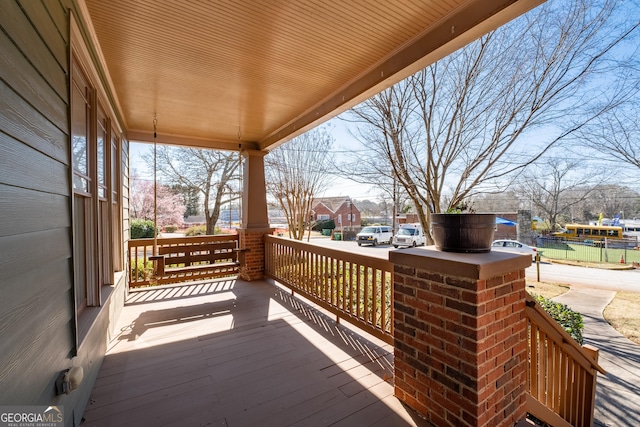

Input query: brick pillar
[389,247,531,427]
[238,228,272,281]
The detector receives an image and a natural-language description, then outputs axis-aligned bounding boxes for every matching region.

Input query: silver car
[491,239,537,261]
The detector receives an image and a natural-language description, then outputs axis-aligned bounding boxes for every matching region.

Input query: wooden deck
[82,278,430,426]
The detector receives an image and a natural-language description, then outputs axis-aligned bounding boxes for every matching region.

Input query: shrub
[532,294,584,344]
[164,225,178,233]
[312,219,335,231]
[132,259,152,280]
[185,225,207,236]
[130,219,156,239]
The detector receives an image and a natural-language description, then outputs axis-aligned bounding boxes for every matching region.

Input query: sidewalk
[552,289,640,427]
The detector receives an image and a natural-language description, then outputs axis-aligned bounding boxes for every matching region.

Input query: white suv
[356,226,393,246]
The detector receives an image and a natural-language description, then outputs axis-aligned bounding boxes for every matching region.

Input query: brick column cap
[389,245,531,280]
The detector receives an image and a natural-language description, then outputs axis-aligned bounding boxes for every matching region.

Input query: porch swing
[139,116,246,288]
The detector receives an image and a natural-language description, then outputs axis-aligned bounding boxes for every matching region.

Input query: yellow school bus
[554,224,624,239]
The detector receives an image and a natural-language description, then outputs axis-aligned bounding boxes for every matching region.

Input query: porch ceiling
[80,0,543,152]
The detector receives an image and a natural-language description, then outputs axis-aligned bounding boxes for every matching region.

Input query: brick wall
[390,249,529,427]
[312,201,361,227]
[238,228,273,281]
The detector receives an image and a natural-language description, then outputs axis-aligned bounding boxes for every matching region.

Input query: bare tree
[516,158,605,231]
[344,81,432,235]
[579,102,640,170]
[472,191,523,213]
[355,199,385,222]
[144,146,240,234]
[266,127,335,240]
[583,184,640,220]
[340,0,639,241]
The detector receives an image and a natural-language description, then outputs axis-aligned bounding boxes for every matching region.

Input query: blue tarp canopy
[496,217,517,226]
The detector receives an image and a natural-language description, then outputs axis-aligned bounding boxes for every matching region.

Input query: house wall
[0,2,128,425]
[312,203,334,221]
[0,0,76,406]
[313,201,361,228]
[334,202,360,228]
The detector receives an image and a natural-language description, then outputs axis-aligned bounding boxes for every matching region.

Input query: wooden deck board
[82,278,429,427]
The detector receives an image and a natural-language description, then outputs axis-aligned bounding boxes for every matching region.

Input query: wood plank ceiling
[80,0,544,152]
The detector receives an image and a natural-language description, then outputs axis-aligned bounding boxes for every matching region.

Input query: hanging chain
[153,115,158,139]
[153,114,158,257]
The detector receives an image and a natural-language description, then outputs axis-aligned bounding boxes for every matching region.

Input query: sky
[129,105,638,206]
[129,118,383,202]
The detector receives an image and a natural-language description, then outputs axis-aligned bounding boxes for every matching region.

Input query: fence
[264,235,393,344]
[536,236,640,264]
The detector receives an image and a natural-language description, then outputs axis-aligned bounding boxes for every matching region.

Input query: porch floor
[82,278,429,426]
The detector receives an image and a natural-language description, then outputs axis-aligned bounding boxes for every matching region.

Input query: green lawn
[539,243,640,264]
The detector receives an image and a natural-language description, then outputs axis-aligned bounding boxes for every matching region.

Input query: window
[111,130,123,271]
[71,61,93,313]
[70,47,124,319]
[71,62,90,194]
[97,105,107,200]
[97,104,112,286]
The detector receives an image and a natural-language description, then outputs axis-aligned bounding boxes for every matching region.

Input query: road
[526,261,640,292]
[304,236,640,292]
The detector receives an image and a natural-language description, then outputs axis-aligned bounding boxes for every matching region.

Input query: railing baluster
[340,258,343,310]
[356,262,361,320]
[364,266,370,324]
[561,350,569,419]
[347,260,351,313]
[530,324,539,399]
[372,268,378,329]
[552,341,561,412]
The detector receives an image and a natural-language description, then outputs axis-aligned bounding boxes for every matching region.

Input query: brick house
[312,197,360,229]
